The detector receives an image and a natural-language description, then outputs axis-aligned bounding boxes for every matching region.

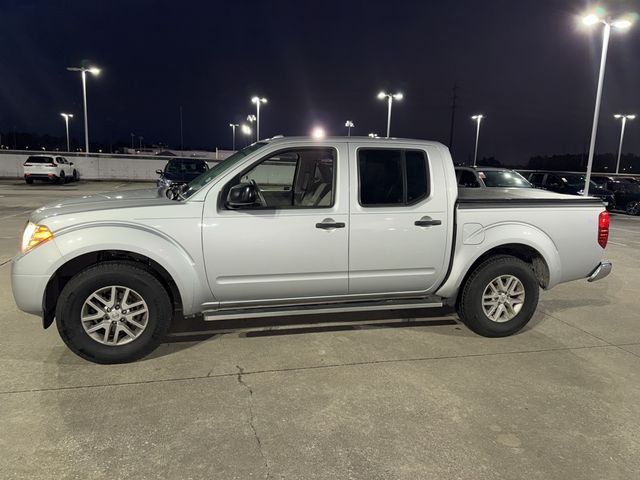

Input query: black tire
[56,262,172,364]
[626,201,640,216]
[25,177,33,184]
[457,255,539,337]
[72,169,79,182]
[57,171,66,184]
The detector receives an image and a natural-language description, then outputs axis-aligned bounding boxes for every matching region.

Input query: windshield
[182,142,267,199]
[559,174,598,188]
[480,170,532,188]
[165,159,208,175]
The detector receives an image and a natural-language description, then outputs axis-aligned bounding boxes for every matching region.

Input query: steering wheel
[249,179,267,207]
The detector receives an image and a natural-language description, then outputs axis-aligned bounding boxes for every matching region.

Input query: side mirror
[69,162,74,166]
[227,183,257,208]
[156,169,163,175]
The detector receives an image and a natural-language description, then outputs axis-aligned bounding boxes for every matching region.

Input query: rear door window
[358,149,429,206]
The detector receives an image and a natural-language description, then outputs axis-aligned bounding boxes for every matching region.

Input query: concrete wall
[0,150,231,181]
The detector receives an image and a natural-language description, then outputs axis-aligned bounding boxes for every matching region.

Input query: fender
[49,222,210,315]
[435,221,560,300]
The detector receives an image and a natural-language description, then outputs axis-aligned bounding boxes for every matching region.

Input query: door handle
[414,216,442,227]
[316,218,345,229]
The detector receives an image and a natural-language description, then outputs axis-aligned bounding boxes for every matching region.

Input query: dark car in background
[455,166,533,188]
[605,181,640,215]
[156,158,209,188]
[526,171,615,210]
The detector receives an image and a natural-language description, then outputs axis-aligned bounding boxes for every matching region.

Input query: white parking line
[608,240,628,247]
[0,210,33,220]
[611,227,640,235]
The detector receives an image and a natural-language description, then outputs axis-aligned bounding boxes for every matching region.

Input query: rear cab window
[358,148,430,206]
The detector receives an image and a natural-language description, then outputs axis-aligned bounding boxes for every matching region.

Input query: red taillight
[598,210,610,249]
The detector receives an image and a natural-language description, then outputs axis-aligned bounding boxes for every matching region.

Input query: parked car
[156,158,209,188]
[527,172,615,210]
[23,155,79,184]
[455,166,533,188]
[606,182,640,215]
[12,137,611,363]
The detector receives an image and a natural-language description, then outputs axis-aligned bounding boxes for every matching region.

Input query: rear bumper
[587,261,612,282]
[24,173,58,179]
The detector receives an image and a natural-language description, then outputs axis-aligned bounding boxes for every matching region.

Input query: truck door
[347,144,450,295]
[202,143,350,303]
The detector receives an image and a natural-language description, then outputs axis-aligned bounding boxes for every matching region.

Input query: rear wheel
[626,201,640,216]
[25,177,33,184]
[56,262,172,364]
[57,171,66,184]
[457,255,539,337]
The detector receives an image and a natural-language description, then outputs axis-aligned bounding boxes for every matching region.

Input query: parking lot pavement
[1,180,639,479]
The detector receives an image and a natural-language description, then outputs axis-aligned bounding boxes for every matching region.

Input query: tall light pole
[345,120,354,136]
[60,113,73,152]
[581,11,633,195]
[471,114,484,167]
[377,91,403,138]
[229,123,239,150]
[139,136,144,149]
[251,96,267,140]
[66,65,101,153]
[614,114,636,174]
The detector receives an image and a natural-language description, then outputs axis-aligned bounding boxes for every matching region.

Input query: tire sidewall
[464,258,539,336]
[56,266,171,363]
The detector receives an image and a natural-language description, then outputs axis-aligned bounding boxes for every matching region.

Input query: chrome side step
[203,297,443,321]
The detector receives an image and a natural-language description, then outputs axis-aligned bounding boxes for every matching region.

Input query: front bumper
[587,261,612,282]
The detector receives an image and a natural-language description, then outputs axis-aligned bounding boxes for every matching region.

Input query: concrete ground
[1,179,639,479]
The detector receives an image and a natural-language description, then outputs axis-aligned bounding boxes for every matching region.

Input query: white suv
[23,155,79,184]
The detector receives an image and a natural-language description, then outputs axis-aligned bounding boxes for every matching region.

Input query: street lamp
[138,136,144,149]
[130,133,135,149]
[251,96,267,140]
[311,127,326,139]
[66,65,101,153]
[377,91,403,138]
[60,113,73,152]
[581,10,633,195]
[229,123,239,150]
[345,120,355,136]
[614,114,636,174]
[471,114,484,167]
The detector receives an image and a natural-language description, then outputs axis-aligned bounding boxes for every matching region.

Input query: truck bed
[457,188,604,207]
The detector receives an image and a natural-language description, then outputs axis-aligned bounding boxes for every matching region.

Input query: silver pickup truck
[12,137,612,363]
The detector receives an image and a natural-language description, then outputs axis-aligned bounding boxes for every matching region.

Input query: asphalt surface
[1,179,639,479]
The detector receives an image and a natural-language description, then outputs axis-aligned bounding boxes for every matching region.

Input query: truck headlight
[21,222,54,253]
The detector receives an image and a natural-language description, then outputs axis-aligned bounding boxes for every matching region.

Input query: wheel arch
[43,250,184,329]
[436,230,558,304]
[451,243,549,309]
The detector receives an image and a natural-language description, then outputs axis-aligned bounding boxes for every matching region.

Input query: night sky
[1,0,639,164]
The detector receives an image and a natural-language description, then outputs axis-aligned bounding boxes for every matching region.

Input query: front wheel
[56,262,172,364]
[72,169,79,182]
[457,255,539,337]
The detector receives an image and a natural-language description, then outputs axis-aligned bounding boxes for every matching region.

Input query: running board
[203,297,444,321]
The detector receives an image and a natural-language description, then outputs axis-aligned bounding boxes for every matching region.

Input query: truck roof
[261,136,448,148]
